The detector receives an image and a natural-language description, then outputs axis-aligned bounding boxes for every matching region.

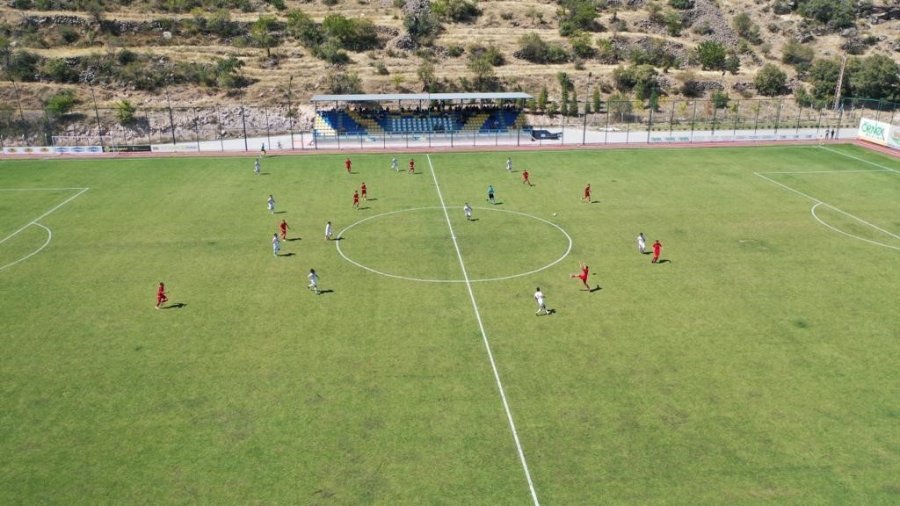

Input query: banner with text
[857,117,900,150]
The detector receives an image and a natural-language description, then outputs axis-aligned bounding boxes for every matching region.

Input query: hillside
[0,0,897,112]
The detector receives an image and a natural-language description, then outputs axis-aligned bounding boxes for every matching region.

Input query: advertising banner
[857,117,899,150]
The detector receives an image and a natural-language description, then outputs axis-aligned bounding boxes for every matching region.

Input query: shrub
[323,14,379,51]
[798,0,855,29]
[781,40,814,73]
[517,33,568,64]
[848,53,900,101]
[431,0,480,23]
[732,13,762,44]
[374,61,389,75]
[697,40,726,70]
[711,89,729,108]
[669,0,693,9]
[286,9,323,46]
[42,58,79,83]
[595,37,618,64]
[570,32,595,59]
[5,50,41,81]
[558,0,599,36]
[404,0,442,46]
[468,43,504,66]
[754,63,787,96]
[115,99,137,124]
[44,90,76,117]
[314,40,351,64]
[325,71,362,93]
[677,70,702,97]
[446,44,464,57]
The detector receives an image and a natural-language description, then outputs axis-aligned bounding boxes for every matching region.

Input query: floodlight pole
[288,75,295,150]
[88,80,104,148]
[833,54,847,111]
[240,91,248,152]
[582,72,590,146]
[10,78,27,142]
[164,75,176,146]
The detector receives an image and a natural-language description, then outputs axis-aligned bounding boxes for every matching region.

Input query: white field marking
[811,203,900,251]
[0,187,89,247]
[0,223,52,272]
[334,206,572,283]
[757,169,890,175]
[427,154,541,506]
[817,145,900,173]
[755,172,900,247]
[0,187,88,191]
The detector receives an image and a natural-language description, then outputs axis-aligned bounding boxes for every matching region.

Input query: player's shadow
[279,252,296,257]
[658,259,671,264]
[359,206,371,210]
[366,198,378,201]
[642,251,652,255]
[287,237,301,241]
[274,211,286,214]
[318,289,334,295]
[332,236,344,241]
[259,172,271,176]
[589,285,602,293]
[164,302,186,309]
[545,308,556,315]
[590,200,599,204]
[488,201,503,205]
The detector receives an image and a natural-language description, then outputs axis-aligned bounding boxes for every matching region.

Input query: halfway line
[426,154,540,506]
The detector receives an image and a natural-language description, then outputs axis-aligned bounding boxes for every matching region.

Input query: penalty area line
[0,223,52,272]
[426,154,541,506]
[0,187,89,247]
[816,145,900,173]
[754,172,900,244]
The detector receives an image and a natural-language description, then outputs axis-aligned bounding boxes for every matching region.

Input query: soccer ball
[552,213,557,217]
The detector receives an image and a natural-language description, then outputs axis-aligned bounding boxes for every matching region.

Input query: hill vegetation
[0,0,897,115]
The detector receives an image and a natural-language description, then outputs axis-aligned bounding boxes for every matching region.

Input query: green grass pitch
[1,144,898,504]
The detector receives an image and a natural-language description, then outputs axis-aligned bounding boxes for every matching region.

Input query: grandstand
[310,92,530,138]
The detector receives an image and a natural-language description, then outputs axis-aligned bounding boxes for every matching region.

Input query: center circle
[335,207,573,283]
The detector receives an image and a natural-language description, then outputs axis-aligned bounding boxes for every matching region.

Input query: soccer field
[1,144,898,504]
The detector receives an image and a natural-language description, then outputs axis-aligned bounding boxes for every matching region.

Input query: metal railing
[0,97,896,151]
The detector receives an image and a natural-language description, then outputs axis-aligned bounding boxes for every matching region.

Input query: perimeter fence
[1,96,897,152]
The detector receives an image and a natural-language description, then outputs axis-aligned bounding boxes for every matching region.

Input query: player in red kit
[652,240,662,263]
[352,190,360,209]
[408,158,415,174]
[522,169,532,186]
[279,219,289,240]
[583,183,591,203]
[360,182,368,201]
[345,157,352,174]
[155,282,168,309]
[570,261,590,290]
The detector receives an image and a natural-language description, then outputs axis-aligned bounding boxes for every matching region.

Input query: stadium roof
[310,92,531,103]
